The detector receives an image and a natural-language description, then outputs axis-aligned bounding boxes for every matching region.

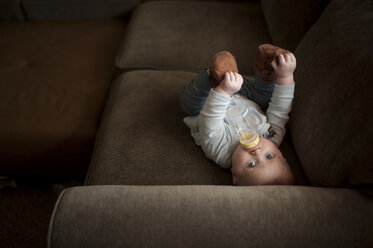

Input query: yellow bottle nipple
[240,132,260,149]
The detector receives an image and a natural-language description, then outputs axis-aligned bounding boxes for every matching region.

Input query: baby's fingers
[271,59,278,70]
[278,54,286,64]
[235,73,243,83]
[284,53,296,63]
[225,72,231,82]
[229,71,235,81]
[284,54,291,62]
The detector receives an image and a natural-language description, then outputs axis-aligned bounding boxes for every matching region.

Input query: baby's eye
[248,161,256,168]
[266,154,274,160]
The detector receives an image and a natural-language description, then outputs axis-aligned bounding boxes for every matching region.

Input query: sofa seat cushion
[289,0,373,189]
[85,70,307,186]
[86,70,231,185]
[115,1,271,75]
[0,21,125,175]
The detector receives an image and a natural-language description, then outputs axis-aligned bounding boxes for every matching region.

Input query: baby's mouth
[245,140,262,153]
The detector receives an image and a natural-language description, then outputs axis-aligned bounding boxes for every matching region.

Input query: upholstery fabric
[85,70,232,185]
[21,0,140,20]
[115,1,272,75]
[145,0,259,2]
[261,0,330,51]
[0,0,25,21]
[289,0,373,189]
[0,21,125,175]
[85,70,307,186]
[48,185,373,248]
[279,129,309,185]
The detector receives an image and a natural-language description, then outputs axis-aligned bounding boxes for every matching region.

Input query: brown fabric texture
[115,1,271,75]
[49,185,373,248]
[85,70,232,185]
[279,129,309,186]
[21,0,140,20]
[289,0,373,189]
[0,21,125,175]
[261,0,330,51]
[85,70,307,186]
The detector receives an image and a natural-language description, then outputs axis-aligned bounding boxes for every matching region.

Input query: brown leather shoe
[254,44,290,82]
[209,51,238,88]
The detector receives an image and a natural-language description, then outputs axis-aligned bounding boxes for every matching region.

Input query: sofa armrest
[48,185,372,248]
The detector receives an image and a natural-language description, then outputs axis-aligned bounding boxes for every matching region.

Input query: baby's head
[231,138,294,186]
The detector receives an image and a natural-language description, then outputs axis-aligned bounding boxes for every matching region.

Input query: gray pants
[180,69,274,116]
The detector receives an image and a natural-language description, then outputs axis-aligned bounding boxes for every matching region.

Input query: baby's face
[231,138,294,186]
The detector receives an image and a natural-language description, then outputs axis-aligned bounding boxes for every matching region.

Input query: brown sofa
[1,0,372,247]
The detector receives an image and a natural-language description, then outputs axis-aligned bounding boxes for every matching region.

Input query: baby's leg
[238,75,274,111]
[179,69,211,116]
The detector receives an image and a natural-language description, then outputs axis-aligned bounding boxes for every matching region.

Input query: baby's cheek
[232,146,245,167]
[231,147,240,166]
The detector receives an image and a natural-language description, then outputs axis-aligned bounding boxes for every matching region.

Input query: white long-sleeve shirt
[183,83,294,168]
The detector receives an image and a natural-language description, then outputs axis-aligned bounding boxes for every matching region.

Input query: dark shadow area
[0,176,83,248]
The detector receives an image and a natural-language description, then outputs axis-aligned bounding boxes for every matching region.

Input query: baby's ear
[231,168,237,186]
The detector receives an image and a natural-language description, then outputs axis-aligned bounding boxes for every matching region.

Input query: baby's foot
[209,51,238,88]
[254,44,290,82]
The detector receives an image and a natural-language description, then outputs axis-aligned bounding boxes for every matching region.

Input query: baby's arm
[267,53,296,146]
[199,72,243,168]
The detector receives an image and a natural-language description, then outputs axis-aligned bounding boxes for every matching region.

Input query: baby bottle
[226,103,260,149]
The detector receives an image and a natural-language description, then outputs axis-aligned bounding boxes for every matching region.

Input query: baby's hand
[214,72,243,97]
[271,53,296,85]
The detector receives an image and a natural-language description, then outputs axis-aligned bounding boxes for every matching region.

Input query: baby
[180,44,296,186]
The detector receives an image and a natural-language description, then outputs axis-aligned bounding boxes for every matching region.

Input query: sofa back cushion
[261,0,330,51]
[289,0,373,189]
[0,0,25,20]
[21,0,140,20]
